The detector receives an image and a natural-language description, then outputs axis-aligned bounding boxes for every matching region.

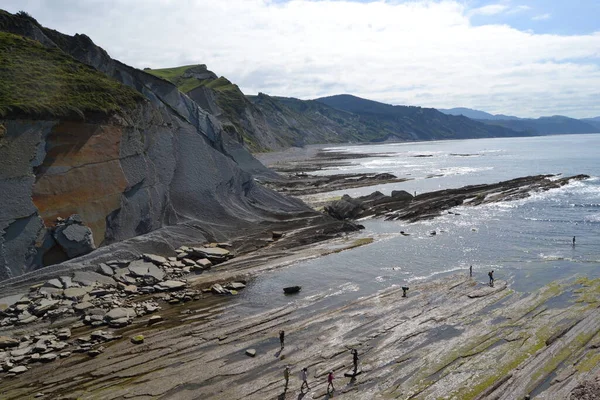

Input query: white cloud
[2,0,599,118]
[532,13,552,21]
[506,5,531,14]
[469,4,508,16]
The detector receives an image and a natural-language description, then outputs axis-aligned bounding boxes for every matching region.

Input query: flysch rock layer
[1,275,599,399]
[0,12,328,281]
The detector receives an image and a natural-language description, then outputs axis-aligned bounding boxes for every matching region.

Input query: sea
[238,134,600,313]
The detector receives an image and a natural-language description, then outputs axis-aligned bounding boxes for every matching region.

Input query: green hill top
[0,31,144,119]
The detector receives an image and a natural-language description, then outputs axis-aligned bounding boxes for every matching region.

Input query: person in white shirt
[300,367,309,391]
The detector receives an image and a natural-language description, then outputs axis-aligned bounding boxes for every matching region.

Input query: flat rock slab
[467,281,507,298]
[9,366,28,374]
[64,286,93,299]
[128,260,153,277]
[44,278,63,289]
[97,263,114,276]
[146,264,165,281]
[105,307,136,320]
[143,254,168,265]
[155,280,186,291]
[73,271,116,287]
[74,301,93,311]
[0,336,20,349]
[192,247,231,258]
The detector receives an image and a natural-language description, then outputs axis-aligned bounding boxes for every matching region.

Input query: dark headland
[1,10,599,400]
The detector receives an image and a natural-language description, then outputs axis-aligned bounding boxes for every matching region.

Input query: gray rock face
[0,12,313,283]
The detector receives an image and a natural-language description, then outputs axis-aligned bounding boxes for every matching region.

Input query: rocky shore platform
[256,147,410,197]
[324,174,590,222]
[1,270,599,399]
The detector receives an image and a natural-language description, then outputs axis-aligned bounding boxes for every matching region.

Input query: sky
[3,0,600,118]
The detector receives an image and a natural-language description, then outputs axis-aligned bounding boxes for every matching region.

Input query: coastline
[2,271,599,399]
[1,145,599,399]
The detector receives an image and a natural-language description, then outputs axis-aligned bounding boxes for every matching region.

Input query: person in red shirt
[327,370,335,393]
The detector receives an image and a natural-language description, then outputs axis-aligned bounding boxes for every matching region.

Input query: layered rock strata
[324,174,590,222]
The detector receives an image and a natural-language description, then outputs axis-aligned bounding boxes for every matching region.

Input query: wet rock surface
[324,174,590,222]
[1,273,599,399]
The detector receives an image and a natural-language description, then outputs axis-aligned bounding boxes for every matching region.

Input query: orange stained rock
[32,121,129,245]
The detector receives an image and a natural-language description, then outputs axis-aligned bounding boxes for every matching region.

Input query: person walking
[573,236,576,246]
[300,367,310,391]
[351,349,359,373]
[488,270,494,287]
[279,330,285,350]
[283,366,290,391]
[327,370,335,394]
[469,265,473,278]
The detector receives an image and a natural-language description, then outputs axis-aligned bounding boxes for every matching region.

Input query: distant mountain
[316,95,527,141]
[438,107,520,120]
[478,116,599,135]
[581,117,600,131]
[439,107,600,135]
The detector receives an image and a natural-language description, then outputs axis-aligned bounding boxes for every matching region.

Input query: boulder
[52,215,96,259]
[245,348,256,357]
[324,195,365,220]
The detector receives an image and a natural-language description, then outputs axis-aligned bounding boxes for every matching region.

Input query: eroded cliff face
[0,11,311,281]
[0,100,309,280]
